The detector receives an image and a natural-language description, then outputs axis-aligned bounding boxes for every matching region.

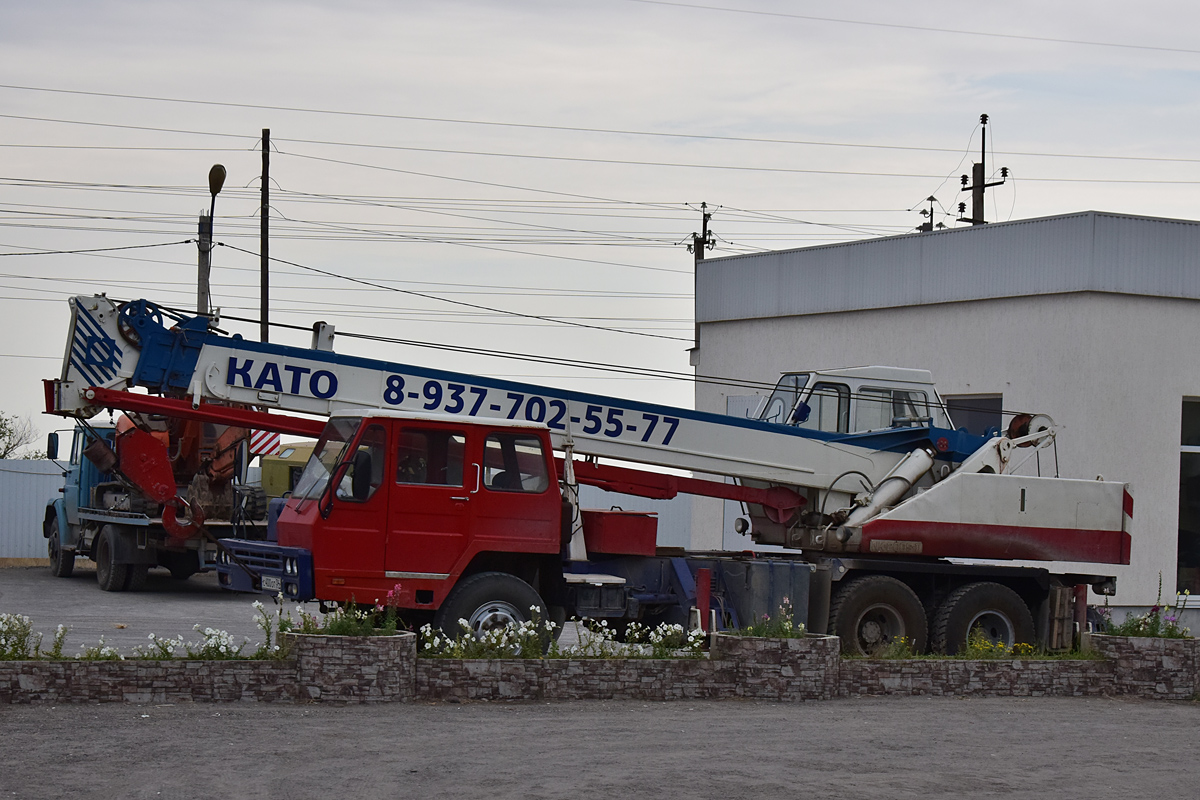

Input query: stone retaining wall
[1091,634,1200,700]
[1,633,1197,705]
[418,657,733,702]
[0,632,417,705]
[839,658,1115,698]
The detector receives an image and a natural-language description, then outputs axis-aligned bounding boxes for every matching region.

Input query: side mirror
[46,432,59,461]
[319,461,351,519]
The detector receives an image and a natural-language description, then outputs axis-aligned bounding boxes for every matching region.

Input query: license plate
[262,575,282,592]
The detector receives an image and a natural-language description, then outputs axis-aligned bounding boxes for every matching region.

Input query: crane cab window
[855,388,930,432]
[396,429,465,486]
[338,424,386,502]
[483,434,550,493]
[759,373,808,425]
[796,382,850,433]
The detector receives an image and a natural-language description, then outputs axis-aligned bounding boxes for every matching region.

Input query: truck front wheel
[931,582,1034,655]
[47,518,74,578]
[95,526,128,592]
[434,572,545,639]
[829,575,928,656]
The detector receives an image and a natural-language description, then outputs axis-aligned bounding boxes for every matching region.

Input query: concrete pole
[198,212,213,315]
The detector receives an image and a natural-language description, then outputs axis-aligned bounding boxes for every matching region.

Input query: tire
[433,571,545,638]
[244,486,268,521]
[94,526,128,592]
[932,582,1035,655]
[829,575,928,656]
[48,518,75,578]
[125,563,149,592]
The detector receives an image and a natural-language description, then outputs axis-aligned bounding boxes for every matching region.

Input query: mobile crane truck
[44,295,1131,654]
[42,299,270,591]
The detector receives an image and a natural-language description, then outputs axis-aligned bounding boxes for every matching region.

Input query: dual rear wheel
[829,576,1034,656]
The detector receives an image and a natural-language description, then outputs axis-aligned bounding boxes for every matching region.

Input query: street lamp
[198,164,226,316]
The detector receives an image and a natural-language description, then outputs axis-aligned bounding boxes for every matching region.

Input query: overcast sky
[3,0,1199,445]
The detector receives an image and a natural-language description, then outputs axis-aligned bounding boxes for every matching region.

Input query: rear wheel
[48,518,75,578]
[932,582,1035,655]
[829,575,928,656]
[95,526,128,592]
[434,571,545,639]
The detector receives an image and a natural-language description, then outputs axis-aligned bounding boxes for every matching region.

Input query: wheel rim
[966,610,1016,647]
[855,602,905,653]
[466,600,525,635]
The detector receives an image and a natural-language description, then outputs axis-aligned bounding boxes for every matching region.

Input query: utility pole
[260,128,270,343]
[198,164,226,316]
[957,114,1008,225]
[688,202,714,267]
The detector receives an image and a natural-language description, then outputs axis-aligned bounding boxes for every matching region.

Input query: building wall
[693,291,1195,606]
[0,460,65,558]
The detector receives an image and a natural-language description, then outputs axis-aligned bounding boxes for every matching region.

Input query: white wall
[694,291,1196,606]
[0,460,65,558]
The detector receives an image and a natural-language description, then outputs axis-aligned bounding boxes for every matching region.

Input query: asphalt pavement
[0,563,290,655]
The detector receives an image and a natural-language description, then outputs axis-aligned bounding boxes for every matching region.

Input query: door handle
[450,496,469,502]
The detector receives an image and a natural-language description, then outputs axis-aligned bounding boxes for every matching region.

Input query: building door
[1178,399,1200,594]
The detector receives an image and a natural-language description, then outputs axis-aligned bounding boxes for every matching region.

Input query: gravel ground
[2,696,1198,799]
[4,565,1200,799]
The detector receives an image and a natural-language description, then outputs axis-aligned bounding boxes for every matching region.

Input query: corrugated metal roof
[697,211,1200,323]
[0,460,65,558]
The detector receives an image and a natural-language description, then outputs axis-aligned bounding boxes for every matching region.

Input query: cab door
[384,424,471,577]
[312,422,390,597]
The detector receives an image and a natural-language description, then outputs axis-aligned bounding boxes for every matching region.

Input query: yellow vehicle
[259,444,315,499]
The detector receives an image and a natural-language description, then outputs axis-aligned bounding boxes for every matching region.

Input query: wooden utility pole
[260,128,270,342]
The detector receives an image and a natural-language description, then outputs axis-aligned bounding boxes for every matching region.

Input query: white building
[690,210,1200,610]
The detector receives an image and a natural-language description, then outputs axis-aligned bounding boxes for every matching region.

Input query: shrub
[1099,574,1192,640]
[732,598,807,639]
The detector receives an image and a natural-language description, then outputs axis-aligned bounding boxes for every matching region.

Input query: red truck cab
[277,411,563,614]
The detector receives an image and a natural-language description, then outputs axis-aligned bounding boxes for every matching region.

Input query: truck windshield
[293,417,362,502]
[759,373,809,425]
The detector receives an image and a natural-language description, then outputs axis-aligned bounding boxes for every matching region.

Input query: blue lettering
[283,364,311,395]
[228,357,254,387]
[310,370,337,399]
[254,362,283,392]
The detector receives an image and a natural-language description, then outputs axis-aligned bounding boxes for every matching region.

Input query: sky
[3,0,1200,446]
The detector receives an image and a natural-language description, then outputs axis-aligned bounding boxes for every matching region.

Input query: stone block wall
[1090,634,1200,700]
[288,632,416,702]
[839,658,1115,698]
[417,658,734,702]
[2,631,1199,705]
[710,633,841,700]
[0,632,417,705]
[0,660,297,704]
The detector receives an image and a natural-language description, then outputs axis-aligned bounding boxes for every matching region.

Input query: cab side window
[338,424,386,502]
[483,434,550,493]
[396,429,465,487]
[855,388,930,432]
[796,382,850,433]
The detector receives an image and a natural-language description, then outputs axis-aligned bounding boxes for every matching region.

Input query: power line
[8,85,1200,163]
[217,241,692,342]
[622,0,1200,55]
[0,240,191,257]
